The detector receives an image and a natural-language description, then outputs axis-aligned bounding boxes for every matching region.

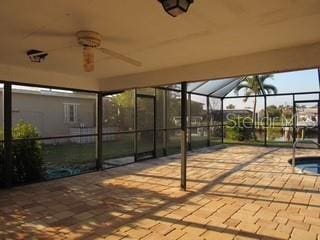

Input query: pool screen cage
[1,68,320,187]
[159,69,320,149]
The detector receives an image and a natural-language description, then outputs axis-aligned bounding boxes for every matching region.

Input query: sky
[223,68,319,111]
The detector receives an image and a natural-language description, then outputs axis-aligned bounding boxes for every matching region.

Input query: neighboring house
[173,116,203,127]
[296,107,318,126]
[174,109,253,127]
[173,116,206,136]
[0,88,123,143]
[0,88,97,142]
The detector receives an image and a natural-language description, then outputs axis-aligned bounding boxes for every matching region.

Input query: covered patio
[1,1,320,239]
[1,145,320,239]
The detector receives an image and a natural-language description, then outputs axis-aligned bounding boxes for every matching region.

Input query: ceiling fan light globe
[167,7,184,17]
[161,0,177,9]
[179,0,192,11]
[158,0,194,17]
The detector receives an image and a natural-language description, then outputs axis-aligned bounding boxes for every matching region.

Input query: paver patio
[1,145,320,240]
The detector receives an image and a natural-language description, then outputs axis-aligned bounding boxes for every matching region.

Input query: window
[64,103,79,123]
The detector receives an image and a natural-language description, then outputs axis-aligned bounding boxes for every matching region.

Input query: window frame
[64,103,79,123]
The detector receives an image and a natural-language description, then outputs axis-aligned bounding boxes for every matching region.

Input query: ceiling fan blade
[30,31,74,38]
[98,47,142,67]
[100,34,133,44]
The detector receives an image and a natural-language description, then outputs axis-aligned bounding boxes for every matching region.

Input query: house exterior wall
[0,91,96,138]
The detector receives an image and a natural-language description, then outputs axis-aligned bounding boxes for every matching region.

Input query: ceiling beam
[100,42,320,92]
[0,64,98,91]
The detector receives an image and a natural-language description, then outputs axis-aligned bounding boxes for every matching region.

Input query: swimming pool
[289,156,320,174]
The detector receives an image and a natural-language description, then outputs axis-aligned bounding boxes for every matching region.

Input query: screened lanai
[161,68,320,148]
[99,68,320,172]
[222,69,320,146]
[168,77,244,98]
[2,1,320,239]
[1,68,319,188]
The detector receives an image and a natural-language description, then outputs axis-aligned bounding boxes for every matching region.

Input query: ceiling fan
[27,30,142,72]
[76,30,142,72]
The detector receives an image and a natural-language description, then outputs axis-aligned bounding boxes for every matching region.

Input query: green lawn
[43,139,134,169]
[42,133,293,176]
[42,135,219,168]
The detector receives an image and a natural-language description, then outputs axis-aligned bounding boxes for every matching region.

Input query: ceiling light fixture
[26,49,48,63]
[158,0,194,17]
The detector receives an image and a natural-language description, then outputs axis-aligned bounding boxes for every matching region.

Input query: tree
[0,121,44,186]
[226,104,235,110]
[234,75,277,140]
[266,105,281,120]
[279,105,293,120]
[103,91,135,131]
[12,121,44,184]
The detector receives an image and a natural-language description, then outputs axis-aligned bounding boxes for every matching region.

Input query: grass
[43,139,134,169]
[42,135,216,167]
[43,143,96,167]
[42,133,294,173]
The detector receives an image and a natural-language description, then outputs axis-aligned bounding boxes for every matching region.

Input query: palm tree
[234,75,277,140]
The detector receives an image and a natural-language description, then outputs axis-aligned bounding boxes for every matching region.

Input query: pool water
[290,157,320,174]
[296,163,320,174]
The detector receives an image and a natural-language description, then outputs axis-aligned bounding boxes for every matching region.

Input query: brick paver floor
[1,145,320,239]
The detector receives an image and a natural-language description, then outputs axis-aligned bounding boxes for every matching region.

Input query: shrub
[267,127,283,140]
[226,117,254,141]
[0,121,44,186]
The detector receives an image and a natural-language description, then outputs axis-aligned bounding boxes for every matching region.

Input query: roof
[0,1,320,91]
[166,77,244,98]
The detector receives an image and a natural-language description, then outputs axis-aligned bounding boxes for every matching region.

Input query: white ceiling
[0,0,320,90]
